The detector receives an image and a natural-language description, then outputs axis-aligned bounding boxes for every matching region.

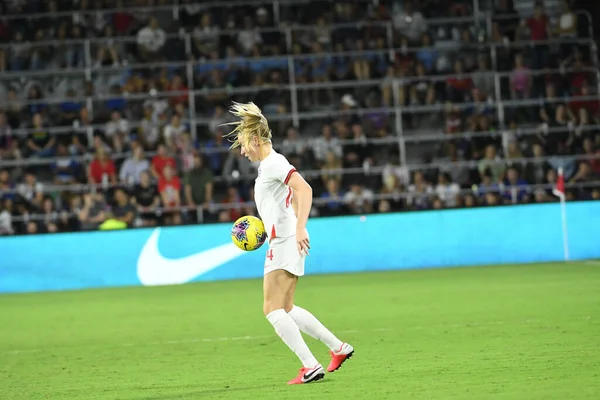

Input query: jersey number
[266,249,274,261]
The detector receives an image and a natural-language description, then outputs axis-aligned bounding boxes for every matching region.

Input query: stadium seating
[0,0,598,235]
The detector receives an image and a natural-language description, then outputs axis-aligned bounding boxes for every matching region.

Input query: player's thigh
[263,269,298,315]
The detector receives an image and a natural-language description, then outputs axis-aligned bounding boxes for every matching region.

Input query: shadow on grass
[126,379,334,400]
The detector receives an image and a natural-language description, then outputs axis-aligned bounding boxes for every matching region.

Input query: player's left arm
[291,190,299,217]
[286,172,312,254]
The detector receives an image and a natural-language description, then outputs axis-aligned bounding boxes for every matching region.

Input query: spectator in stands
[510,53,532,99]
[53,143,80,185]
[237,15,262,56]
[416,34,438,74]
[184,153,214,219]
[164,114,186,149]
[526,142,551,184]
[158,164,182,225]
[78,193,108,231]
[503,167,530,204]
[0,111,20,160]
[26,113,55,157]
[222,148,256,190]
[0,169,14,203]
[478,144,505,183]
[435,172,460,207]
[95,25,122,67]
[393,1,428,42]
[26,221,39,235]
[111,189,136,228]
[137,104,161,150]
[193,12,220,59]
[133,170,160,227]
[446,60,472,103]
[472,57,495,98]
[119,146,149,185]
[105,110,129,153]
[319,178,346,216]
[280,127,307,159]
[0,198,13,235]
[219,186,244,223]
[8,31,30,71]
[59,89,82,126]
[151,143,176,180]
[538,104,573,154]
[313,123,343,166]
[344,182,374,214]
[320,151,343,188]
[2,88,23,128]
[17,171,44,211]
[518,1,552,70]
[40,197,61,233]
[406,171,432,210]
[570,161,594,183]
[136,17,166,61]
[87,148,116,187]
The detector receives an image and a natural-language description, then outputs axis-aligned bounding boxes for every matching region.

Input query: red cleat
[287,364,325,385]
[327,343,354,372]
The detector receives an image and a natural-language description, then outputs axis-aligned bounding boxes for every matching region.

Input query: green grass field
[2,262,600,400]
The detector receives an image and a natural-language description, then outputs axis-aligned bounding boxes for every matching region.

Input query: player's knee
[263,300,285,316]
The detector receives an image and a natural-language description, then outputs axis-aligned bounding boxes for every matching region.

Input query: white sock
[288,305,344,351]
[266,309,319,368]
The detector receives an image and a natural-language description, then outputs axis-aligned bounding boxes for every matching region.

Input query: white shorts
[263,235,305,277]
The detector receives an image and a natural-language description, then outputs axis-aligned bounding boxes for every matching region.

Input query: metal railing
[3,71,598,170]
[0,0,331,25]
[5,178,600,226]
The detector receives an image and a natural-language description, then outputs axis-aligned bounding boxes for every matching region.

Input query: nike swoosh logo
[302,368,322,382]
[136,228,246,286]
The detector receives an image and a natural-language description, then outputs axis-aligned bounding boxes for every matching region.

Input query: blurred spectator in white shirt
[312,124,343,164]
[344,183,374,214]
[392,1,428,42]
[120,146,150,185]
[105,110,129,153]
[435,172,460,207]
[137,17,166,60]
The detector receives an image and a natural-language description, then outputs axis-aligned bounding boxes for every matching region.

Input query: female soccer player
[223,102,354,385]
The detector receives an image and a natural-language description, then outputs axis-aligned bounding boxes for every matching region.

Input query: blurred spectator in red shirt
[569,85,600,118]
[87,148,116,186]
[525,2,551,41]
[151,143,176,179]
[158,164,182,225]
[519,1,551,70]
[169,75,189,107]
[112,0,134,35]
[0,111,21,160]
[219,186,244,222]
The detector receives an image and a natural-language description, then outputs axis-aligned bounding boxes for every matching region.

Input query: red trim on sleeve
[284,168,297,184]
[270,224,277,239]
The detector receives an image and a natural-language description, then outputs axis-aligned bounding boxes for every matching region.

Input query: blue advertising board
[1,202,599,294]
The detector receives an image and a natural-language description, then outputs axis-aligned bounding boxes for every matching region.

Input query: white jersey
[255,150,297,240]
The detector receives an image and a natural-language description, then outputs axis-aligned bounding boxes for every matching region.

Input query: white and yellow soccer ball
[231,215,267,251]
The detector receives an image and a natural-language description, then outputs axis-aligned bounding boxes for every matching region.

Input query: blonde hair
[222,101,272,149]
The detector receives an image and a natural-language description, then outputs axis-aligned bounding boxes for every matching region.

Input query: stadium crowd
[0,0,599,235]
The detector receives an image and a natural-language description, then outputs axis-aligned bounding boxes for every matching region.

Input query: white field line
[5,318,592,356]
[2,320,540,356]
[580,260,600,266]
[4,328,382,355]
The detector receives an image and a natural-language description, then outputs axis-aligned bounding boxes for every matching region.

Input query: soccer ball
[231,215,267,251]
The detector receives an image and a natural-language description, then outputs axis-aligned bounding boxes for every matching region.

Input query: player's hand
[296,227,310,256]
